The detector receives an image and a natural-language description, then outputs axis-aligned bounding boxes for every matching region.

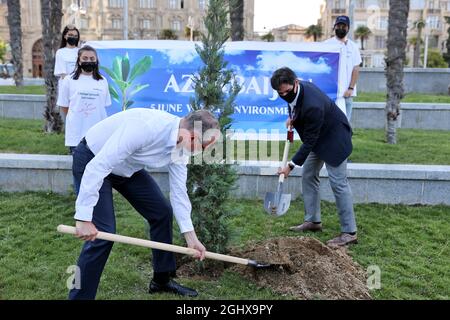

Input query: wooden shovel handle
[57,225,250,266]
[279,129,292,184]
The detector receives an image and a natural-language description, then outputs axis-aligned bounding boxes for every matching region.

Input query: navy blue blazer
[290,81,353,167]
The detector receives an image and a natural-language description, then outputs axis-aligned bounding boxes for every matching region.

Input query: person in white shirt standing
[68,108,220,299]
[55,25,80,95]
[57,45,111,193]
[323,16,362,122]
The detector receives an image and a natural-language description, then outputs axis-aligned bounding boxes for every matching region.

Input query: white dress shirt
[75,108,194,233]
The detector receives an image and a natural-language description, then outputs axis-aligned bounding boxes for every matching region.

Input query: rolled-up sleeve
[168,163,193,233]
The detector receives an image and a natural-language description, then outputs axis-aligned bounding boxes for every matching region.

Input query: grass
[236,129,450,165]
[0,192,449,300]
[0,85,45,95]
[355,92,450,104]
[1,118,449,165]
[1,86,449,104]
[0,118,67,155]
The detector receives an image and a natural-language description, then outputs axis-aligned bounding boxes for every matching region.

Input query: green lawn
[0,192,449,299]
[0,85,45,95]
[355,92,450,104]
[1,86,449,104]
[1,118,449,165]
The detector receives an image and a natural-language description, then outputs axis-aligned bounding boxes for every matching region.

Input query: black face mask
[80,62,97,73]
[67,36,78,46]
[279,85,297,104]
[335,28,348,39]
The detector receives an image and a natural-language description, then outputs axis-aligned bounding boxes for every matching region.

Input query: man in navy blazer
[271,67,357,246]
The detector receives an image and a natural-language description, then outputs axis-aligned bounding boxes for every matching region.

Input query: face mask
[279,85,297,104]
[80,61,97,73]
[67,36,78,46]
[335,28,348,39]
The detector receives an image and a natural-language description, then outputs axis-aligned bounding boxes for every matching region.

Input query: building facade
[319,0,450,67]
[271,24,313,42]
[0,0,255,77]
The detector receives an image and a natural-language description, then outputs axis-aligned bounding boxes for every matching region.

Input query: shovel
[264,128,293,216]
[57,225,274,269]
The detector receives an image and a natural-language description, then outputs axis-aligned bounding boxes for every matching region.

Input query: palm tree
[261,32,274,42]
[41,0,63,133]
[354,25,372,50]
[158,29,178,40]
[412,16,425,67]
[385,0,409,144]
[305,24,323,42]
[6,0,23,86]
[444,16,450,67]
[229,0,244,41]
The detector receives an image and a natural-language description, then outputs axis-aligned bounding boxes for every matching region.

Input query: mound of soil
[230,236,371,300]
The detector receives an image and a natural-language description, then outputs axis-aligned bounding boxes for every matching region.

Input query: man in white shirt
[323,16,362,122]
[69,108,219,299]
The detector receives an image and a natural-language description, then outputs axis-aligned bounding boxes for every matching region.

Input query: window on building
[377,16,388,30]
[379,0,388,8]
[428,35,439,48]
[140,19,152,29]
[80,17,89,29]
[333,0,340,9]
[375,36,386,49]
[357,0,365,8]
[171,20,181,31]
[139,0,155,8]
[198,0,206,10]
[81,0,91,7]
[428,0,437,9]
[112,18,123,29]
[168,0,178,9]
[109,0,124,8]
[426,15,440,29]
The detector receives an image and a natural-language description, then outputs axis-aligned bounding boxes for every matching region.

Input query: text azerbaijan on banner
[87,40,341,139]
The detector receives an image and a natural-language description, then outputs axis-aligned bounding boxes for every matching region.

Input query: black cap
[334,15,350,27]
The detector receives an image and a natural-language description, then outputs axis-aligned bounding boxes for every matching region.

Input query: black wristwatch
[348,87,354,90]
[288,161,296,171]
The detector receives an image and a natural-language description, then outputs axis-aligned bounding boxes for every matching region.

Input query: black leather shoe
[149,279,198,297]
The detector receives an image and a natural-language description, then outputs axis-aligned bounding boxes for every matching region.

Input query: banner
[87,40,341,139]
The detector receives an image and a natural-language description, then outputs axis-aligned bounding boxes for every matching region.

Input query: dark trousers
[68,140,176,300]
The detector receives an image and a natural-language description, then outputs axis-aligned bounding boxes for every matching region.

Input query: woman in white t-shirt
[57,45,111,167]
[55,25,80,82]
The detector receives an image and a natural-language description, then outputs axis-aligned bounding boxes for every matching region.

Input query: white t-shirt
[57,75,112,147]
[54,47,79,78]
[323,36,362,113]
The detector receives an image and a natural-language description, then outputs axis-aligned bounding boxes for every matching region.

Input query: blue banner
[87,40,341,137]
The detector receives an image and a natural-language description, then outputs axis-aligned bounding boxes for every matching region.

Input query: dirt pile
[231,236,371,300]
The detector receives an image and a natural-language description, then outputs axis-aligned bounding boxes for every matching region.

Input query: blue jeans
[68,140,176,300]
[345,97,353,122]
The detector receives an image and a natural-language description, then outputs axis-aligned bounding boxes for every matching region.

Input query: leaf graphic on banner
[108,84,120,103]
[129,84,149,98]
[126,100,134,109]
[129,56,152,83]
[100,66,120,82]
[122,53,130,81]
[113,56,123,82]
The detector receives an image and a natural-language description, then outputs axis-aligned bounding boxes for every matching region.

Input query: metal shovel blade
[264,192,291,217]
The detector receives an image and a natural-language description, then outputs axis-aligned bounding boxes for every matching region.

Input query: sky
[254,0,325,33]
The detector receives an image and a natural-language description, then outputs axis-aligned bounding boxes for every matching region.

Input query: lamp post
[123,0,129,40]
